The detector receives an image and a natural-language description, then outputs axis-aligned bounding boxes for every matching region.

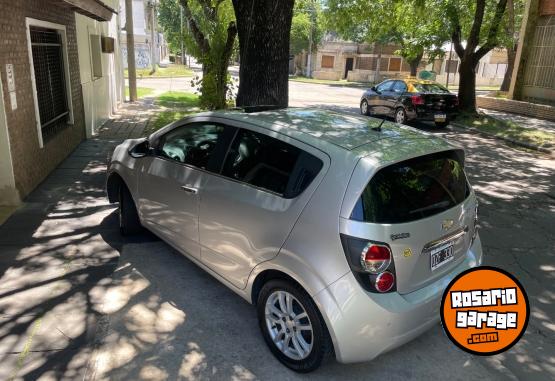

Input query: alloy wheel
[395,109,406,124]
[361,100,368,115]
[264,290,314,360]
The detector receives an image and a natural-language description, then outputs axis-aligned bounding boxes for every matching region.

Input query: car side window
[157,123,225,170]
[376,81,393,92]
[221,129,323,197]
[392,80,407,93]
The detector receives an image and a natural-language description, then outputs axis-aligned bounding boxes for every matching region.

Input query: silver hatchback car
[106,108,482,372]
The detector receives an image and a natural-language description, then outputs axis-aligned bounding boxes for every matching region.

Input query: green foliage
[125,87,155,99]
[158,0,185,54]
[290,0,325,55]
[155,91,200,107]
[158,0,237,109]
[325,0,449,65]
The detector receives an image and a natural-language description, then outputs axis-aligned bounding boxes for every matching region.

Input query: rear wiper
[409,200,450,214]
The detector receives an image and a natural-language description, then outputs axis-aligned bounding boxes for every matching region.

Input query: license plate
[434,113,447,122]
[430,242,454,271]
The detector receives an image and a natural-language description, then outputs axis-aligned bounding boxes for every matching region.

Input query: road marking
[8,317,43,381]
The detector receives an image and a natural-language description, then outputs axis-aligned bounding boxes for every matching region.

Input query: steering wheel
[196,139,216,151]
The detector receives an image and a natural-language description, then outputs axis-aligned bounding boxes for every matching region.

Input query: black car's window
[410,82,450,94]
[376,80,394,92]
[392,80,407,93]
[351,150,470,223]
[158,123,225,170]
[222,129,323,198]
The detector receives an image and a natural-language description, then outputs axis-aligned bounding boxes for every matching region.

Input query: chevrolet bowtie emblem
[442,219,454,231]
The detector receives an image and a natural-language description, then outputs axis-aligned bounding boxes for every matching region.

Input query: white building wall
[75,3,124,138]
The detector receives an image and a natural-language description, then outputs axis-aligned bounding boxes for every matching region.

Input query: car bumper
[313,233,483,364]
[406,109,458,122]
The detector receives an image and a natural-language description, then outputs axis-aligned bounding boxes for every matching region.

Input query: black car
[360,79,459,128]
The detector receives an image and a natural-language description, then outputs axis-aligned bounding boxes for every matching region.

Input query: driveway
[0,85,553,380]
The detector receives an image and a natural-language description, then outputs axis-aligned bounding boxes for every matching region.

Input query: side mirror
[371,86,377,92]
[129,140,150,158]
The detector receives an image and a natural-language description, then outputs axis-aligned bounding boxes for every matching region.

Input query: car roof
[203,108,434,151]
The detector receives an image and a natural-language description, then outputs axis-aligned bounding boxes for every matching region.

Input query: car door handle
[180,185,198,194]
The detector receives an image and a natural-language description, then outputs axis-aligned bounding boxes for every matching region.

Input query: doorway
[344,57,354,79]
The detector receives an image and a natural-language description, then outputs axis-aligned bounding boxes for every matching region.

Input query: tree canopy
[290,0,325,55]
[325,0,449,74]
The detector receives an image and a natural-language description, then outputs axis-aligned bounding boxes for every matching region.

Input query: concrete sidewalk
[0,102,155,380]
[480,108,555,133]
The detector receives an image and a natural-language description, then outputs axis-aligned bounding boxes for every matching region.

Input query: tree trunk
[458,57,478,114]
[232,0,295,107]
[408,53,423,77]
[500,48,516,91]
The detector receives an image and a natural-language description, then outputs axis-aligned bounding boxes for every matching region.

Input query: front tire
[360,99,370,116]
[257,280,332,373]
[394,107,407,124]
[118,185,142,236]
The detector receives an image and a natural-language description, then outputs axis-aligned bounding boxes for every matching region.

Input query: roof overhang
[53,0,116,22]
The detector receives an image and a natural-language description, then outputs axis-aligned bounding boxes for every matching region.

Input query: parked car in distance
[106,108,482,372]
[360,78,459,127]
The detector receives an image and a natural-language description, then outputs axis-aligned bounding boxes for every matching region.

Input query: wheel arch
[106,171,125,203]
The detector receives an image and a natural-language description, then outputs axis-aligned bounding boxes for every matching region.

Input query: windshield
[351,150,470,224]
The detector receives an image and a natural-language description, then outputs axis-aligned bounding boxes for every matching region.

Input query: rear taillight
[411,95,425,105]
[375,271,395,292]
[340,234,397,293]
[361,244,391,274]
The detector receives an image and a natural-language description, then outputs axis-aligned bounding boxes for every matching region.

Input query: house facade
[0,0,123,206]
[119,0,169,69]
[510,0,555,106]
[294,38,508,87]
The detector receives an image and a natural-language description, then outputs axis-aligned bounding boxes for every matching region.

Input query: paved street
[0,84,553,380]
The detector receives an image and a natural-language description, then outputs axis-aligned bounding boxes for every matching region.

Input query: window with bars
[30,26,69,142]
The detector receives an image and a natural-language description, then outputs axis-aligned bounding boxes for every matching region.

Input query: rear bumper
[406,109,458,122]
[314,233,483,364]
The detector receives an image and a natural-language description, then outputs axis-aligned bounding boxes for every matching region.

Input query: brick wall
[477,96,555,121]
[0,0,85,198]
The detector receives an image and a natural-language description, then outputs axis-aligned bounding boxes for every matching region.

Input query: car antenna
[372,116,387,132]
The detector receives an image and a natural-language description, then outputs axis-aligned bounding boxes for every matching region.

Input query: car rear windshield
[410,82,450,94]
[351,150,470,224]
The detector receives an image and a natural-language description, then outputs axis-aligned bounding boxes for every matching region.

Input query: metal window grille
[523,20,555,90]
[30,26,69,142]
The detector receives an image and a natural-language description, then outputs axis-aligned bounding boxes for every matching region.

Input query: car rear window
[410,82,450,94]
[351,150,470,223]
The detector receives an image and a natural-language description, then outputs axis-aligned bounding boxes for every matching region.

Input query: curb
[450,122,555,157]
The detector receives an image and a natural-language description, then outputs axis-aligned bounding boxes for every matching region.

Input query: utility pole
[446,42,453,89]
[125,0,137,101]
[305,1,315,78]
[149,0,157,73]
[374,43,382,84]
[180,5,184,66]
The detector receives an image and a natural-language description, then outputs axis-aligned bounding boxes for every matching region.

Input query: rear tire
[435,121,449,128]
[394,107,407,124]
[118,185,142,236]
[360,99,370,116]
[257,279,332,373]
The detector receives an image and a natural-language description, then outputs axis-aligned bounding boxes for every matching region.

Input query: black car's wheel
[435,121,449,128]
[360,99,370,116]
[394,107,407,124]
[118,184,142,236]
[257,279,333,373]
